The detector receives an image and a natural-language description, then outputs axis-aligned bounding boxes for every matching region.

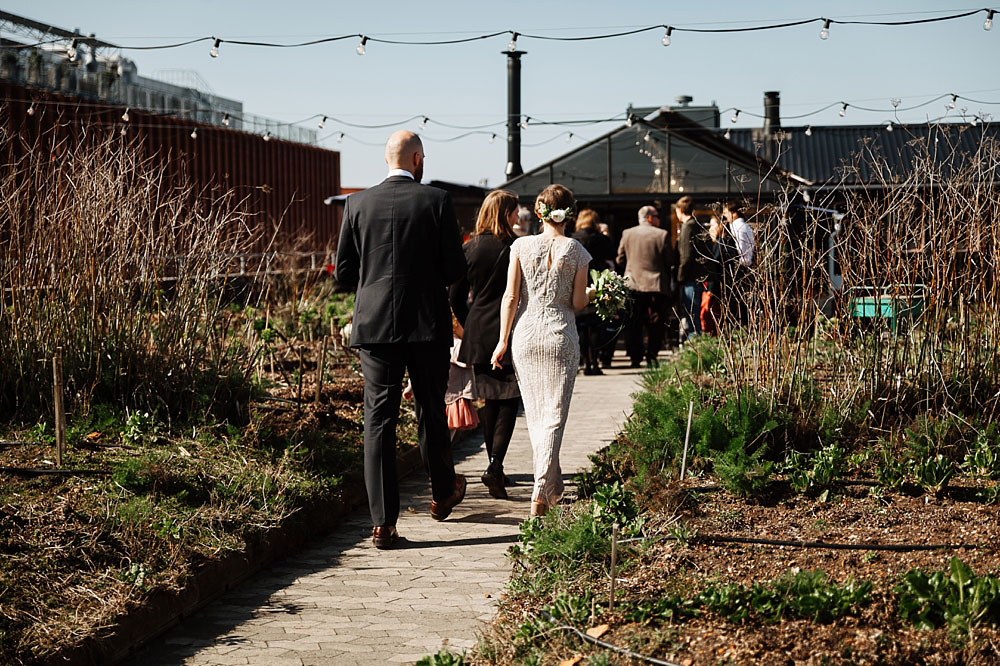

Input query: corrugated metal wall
[1,80,341,263]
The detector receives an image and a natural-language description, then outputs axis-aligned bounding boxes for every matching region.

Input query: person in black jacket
[572,209,615,374]
[675,195,712,340]
[449,190,521,500]
[335,131,468,549]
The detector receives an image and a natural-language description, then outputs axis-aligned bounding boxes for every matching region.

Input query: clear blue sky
[6,1,999,188]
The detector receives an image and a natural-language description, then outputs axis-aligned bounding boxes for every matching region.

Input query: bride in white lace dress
[491,185,592,517]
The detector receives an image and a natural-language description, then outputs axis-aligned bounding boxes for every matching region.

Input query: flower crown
[538,202,575,224]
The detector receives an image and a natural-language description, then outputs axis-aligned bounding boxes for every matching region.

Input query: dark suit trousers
[358,342,456,527]
[626,291,668,362]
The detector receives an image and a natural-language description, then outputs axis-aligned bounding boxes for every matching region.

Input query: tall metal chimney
[763,91,781,136]
[504,50,525,178]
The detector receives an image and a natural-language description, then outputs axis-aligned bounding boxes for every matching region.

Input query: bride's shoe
[530,500,549,518]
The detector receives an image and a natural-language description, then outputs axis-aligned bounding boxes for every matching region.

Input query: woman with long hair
[449,190,521,499]
[491,184,592,517]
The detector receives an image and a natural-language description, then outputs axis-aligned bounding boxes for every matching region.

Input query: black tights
[478,397,519,475]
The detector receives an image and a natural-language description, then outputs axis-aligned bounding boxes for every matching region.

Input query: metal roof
[727,122,1000,187]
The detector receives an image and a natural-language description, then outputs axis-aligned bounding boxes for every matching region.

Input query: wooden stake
[314,336,328,405]
[52,349,66,468]
[609,522,619,611]
[296,348,305,413]
[680,400,694,480]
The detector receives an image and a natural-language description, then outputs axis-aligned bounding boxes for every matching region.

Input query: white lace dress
[509,235,592,506]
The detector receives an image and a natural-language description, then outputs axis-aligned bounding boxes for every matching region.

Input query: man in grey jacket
[617,205,673,367]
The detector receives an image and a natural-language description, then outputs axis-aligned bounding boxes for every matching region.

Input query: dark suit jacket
[616,223,673,293]
[335,176,466,345]
[572,226,616,278]
[449,233,511,366]
[677,216,712,283]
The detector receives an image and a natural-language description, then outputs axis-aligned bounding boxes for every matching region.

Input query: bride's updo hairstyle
[534,184,575,225]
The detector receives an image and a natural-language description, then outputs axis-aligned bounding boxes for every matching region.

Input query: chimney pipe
[763,91,781,136]
[504,50,526,178]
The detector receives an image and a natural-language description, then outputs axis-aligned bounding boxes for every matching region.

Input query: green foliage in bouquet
[589,269,632,322]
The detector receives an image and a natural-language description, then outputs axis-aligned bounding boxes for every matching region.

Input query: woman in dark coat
[449,190,521,499]
[572,209,616,374]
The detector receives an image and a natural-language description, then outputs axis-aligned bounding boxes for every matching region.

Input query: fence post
[314,336,328,405]
[52,348,66,468]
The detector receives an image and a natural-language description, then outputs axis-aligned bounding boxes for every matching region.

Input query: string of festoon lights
[2,8,995,58]
[18,88,999,144]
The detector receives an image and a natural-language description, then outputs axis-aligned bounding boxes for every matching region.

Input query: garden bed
[472,339,1000,666]
[0,340,418,666]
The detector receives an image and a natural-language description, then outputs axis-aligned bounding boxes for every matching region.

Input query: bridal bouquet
[589,269,632,321]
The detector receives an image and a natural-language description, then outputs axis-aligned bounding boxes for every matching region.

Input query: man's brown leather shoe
[372,525,399,549]
[430,474,467,521]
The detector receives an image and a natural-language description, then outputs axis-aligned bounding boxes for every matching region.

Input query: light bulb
[839,103,848,118]
[731,110,739,124]
[654,168,661,176]
[357,36,368,56]
[626,115,634,128]
[27,102,35,116]
[520,116,529,130]
[263,131,271,142]
[337,132,344,143]
[662,26,673,47]
[949,94,958,109]
[420,116,428,130]
[724,128,731,140]
[318,115,326,129]
[67,38,78,61]
[210,38,221,58]
[972,116,979,126]
[120,126,126,136]
[489,133,496,144]
[222,113,230,127]
[805,126,813,136]
[121,107,130,122]
[190,128,198,139]
[508,32,519,52]
[643,131,651,142]
[566,132,573,143]
[886,121,893,132]
[678,186,685,192]
[820,19,831,40]
[986,10,995,30]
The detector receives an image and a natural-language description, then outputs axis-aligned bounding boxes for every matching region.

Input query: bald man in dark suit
[335,131,468,549]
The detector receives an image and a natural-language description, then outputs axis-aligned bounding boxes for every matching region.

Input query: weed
[416,648,465,666]
[713,446,773,497]
[118,562,151,591]
[782,444,846,501]
[874,446,907,490]
[622,595,698,625]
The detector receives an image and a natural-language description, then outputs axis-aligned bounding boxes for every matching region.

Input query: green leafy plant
[897,557,1000,641]
[622,595,698,625]
[912,453,954,496]
[591,481,643,535]
[874,447,907,490]
[782,444,847,501]
[698,569,871,624]
[963,430,1000,479]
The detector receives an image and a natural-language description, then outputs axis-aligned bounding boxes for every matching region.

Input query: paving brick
[125,354,640,665]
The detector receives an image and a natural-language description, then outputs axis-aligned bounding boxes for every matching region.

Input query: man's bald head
[385,130,425,181]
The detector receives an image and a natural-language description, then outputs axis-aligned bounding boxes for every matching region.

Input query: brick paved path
[127,353,640,666]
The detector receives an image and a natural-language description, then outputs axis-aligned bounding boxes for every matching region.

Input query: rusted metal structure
[1,80,341,267]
